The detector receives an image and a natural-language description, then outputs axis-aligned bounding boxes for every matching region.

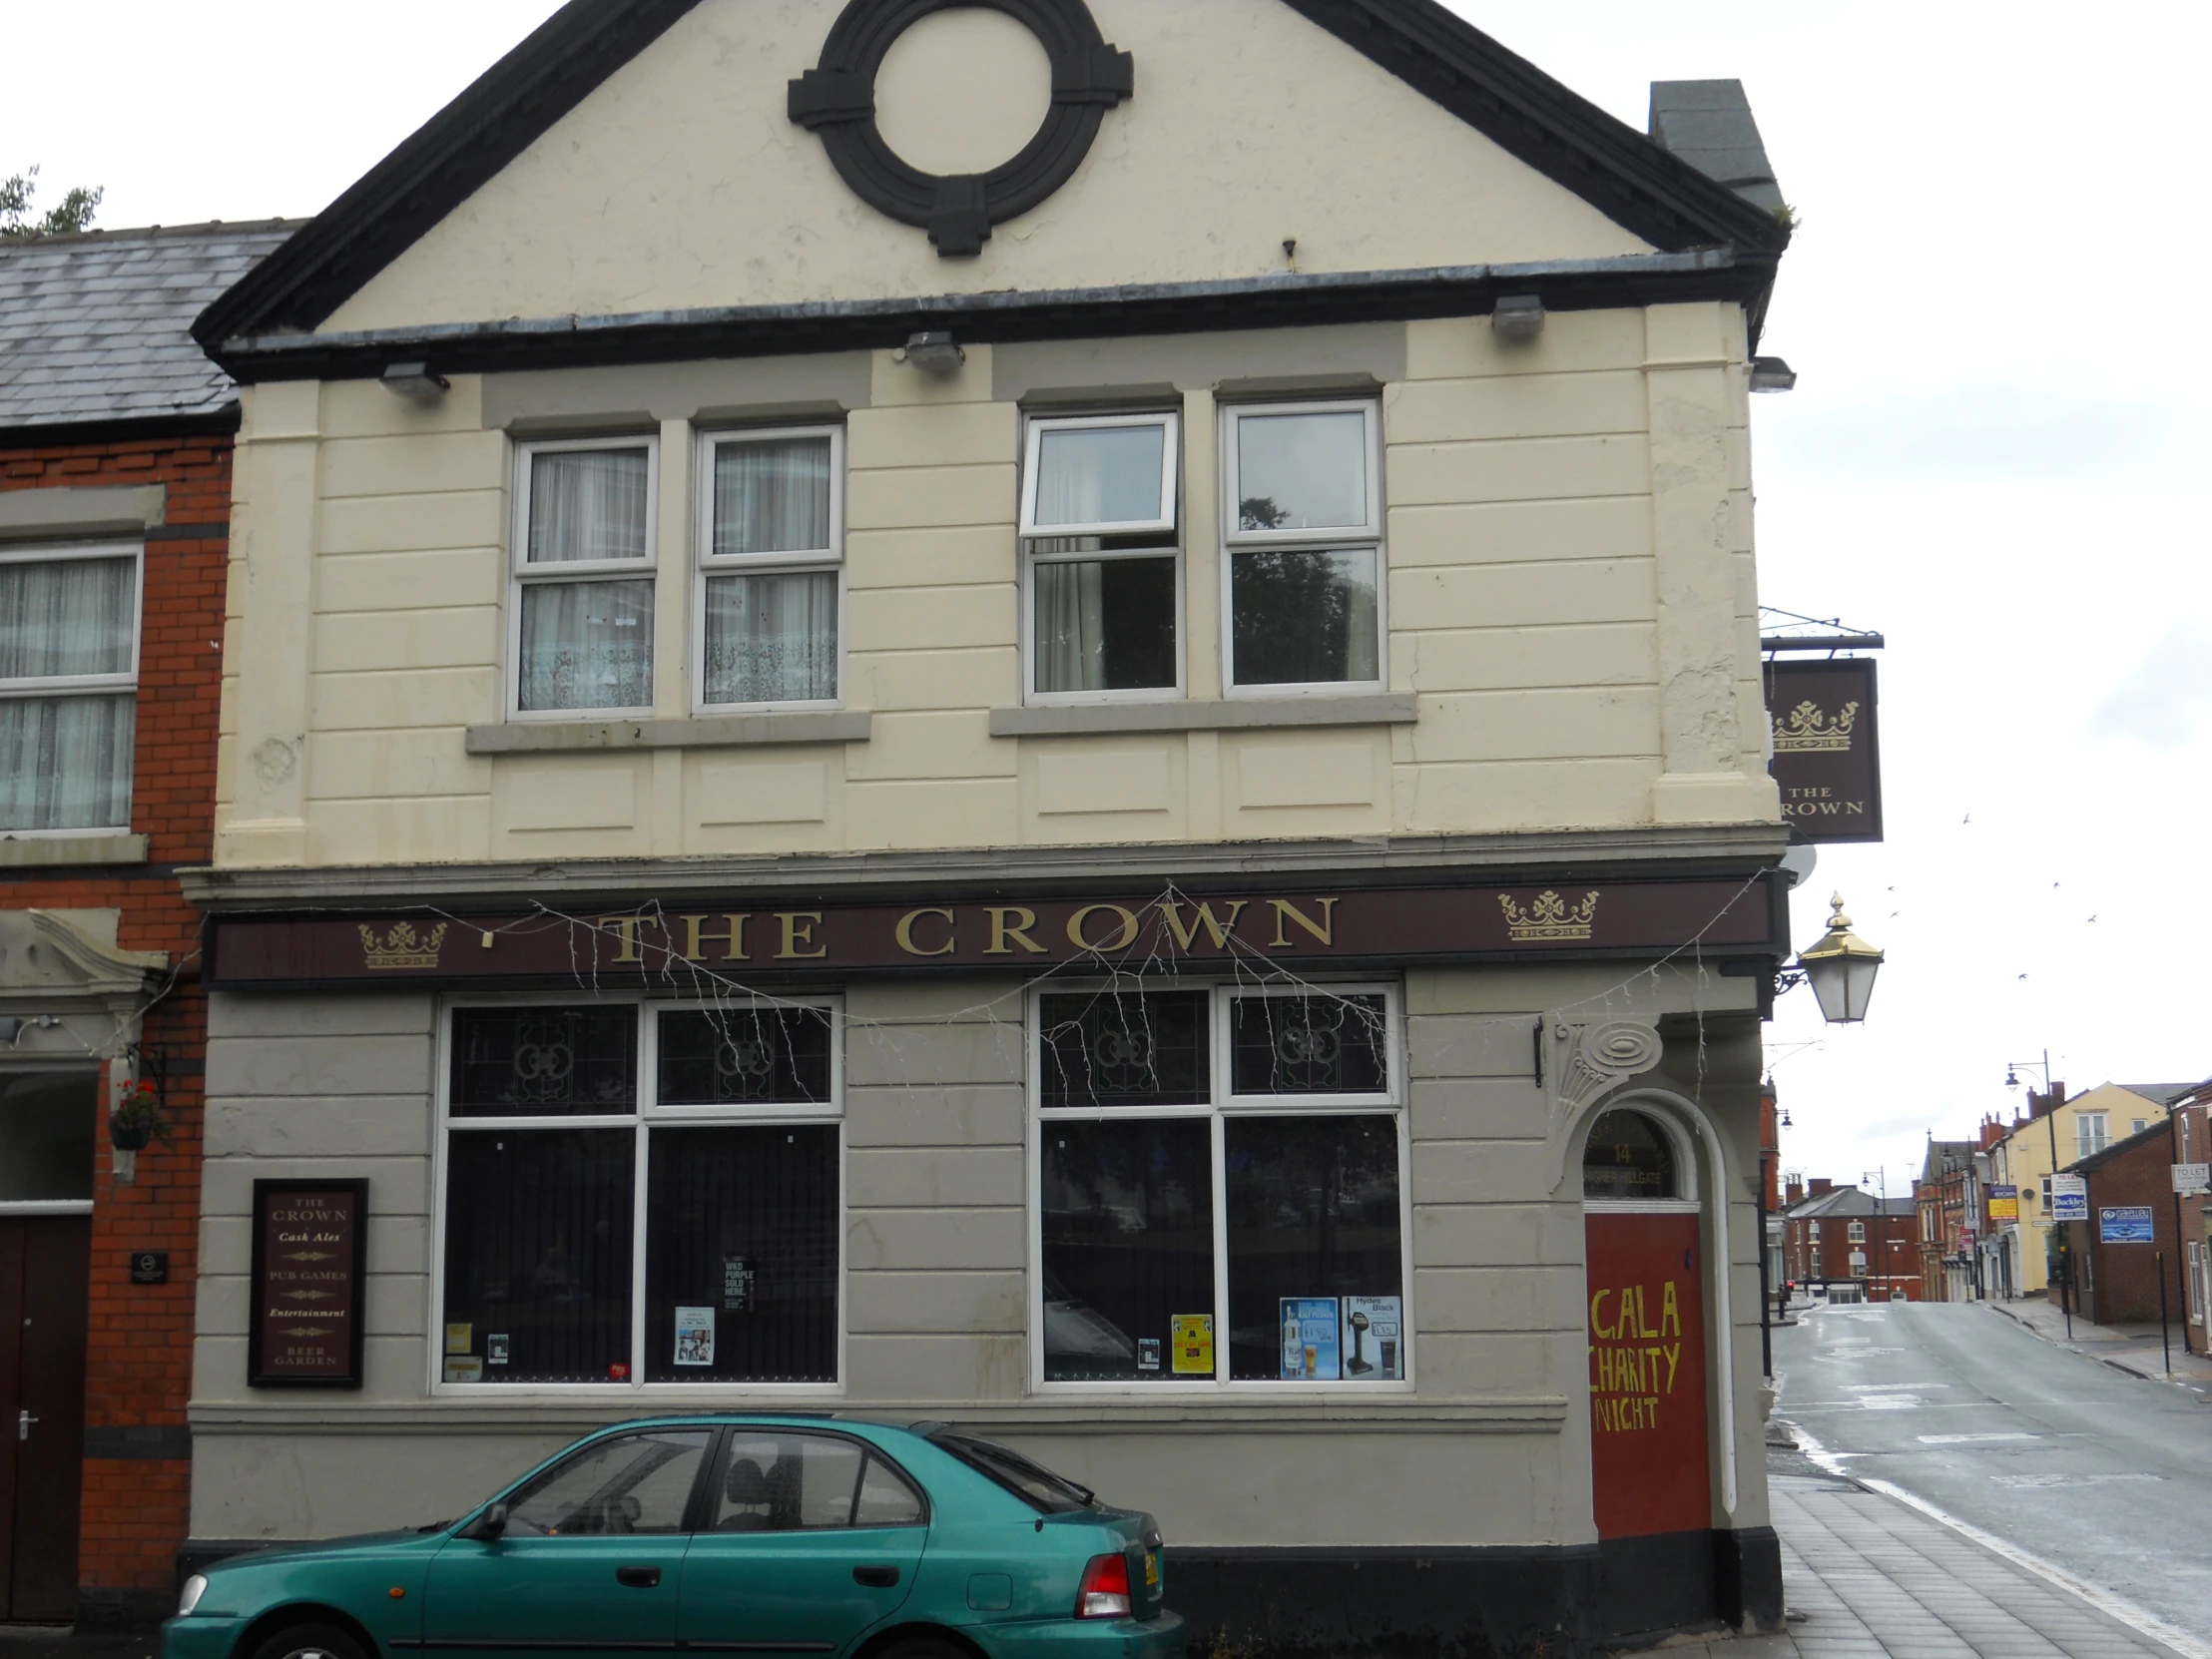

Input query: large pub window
[1032,982,1407,1387]
[437,998,841,1390]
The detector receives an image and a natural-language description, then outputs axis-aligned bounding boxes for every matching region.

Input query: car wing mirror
[459,1502,509,1542]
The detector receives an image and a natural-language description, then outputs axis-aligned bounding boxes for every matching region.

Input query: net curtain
[0,556,136,830]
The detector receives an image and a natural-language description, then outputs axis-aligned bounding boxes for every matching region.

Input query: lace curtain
[705,573,837,705]
[0,556,137,830]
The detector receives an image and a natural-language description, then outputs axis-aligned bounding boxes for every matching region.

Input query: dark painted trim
[194,0,1784,355]
[84,1424,193,1460]
[1279,1,1788,259]
[211,251,1771,383]
[0,408,239,449]
[76,1586,176,1629]
[1597,1529,1718,1646]
[1715,1524,1785,1632]
[792,0,1130,257]
[145,523,231,544]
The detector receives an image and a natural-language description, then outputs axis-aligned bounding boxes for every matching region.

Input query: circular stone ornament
[789,0,1133,257]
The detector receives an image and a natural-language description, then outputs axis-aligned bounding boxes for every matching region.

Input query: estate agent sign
[249,1179,368,1387]
[1764,658,1882,843]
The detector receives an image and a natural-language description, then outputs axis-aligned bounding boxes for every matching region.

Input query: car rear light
[1075,1552,1132,1619]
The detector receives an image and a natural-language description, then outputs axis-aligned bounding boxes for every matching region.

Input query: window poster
[1137,1338,1162,1372]
[1280,1298,1342,1380]
[1342,1295,1402,1380]
[674,1306,717,1366]
[487,1333,511,1368]
[443,1356,484,1383]
[1171,1314,1214,1374]
[722,1255,755,1312]
[444,1323,473,1356]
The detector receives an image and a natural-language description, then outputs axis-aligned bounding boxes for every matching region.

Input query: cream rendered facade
[187,3,1796,1652]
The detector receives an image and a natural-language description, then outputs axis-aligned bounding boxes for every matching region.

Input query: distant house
[1780,1179,1919,1300]
[0,219,291,1624]
[1985,1081,2184,1301]
[2061,1118,2189,1329]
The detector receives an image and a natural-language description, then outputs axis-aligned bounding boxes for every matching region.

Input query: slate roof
[1,220,297,434]
[1783,1187,1917,1221]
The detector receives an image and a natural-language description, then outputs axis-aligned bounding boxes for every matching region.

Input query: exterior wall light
[1750,356,1797,392]
[1491,294,1545,338]
[899,331,966,375]
[380,361,450,399]
[1796,892,1883,1023]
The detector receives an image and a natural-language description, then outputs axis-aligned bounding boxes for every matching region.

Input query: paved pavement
[1738,1297,2212,1659]
[1987,1295,2212,1394]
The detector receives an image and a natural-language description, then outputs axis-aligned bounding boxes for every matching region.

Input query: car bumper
[970,1611,1185,1659]
[163,1615,249,1659]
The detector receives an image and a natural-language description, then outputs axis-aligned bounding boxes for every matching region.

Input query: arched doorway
[1583,1102,1713,1625]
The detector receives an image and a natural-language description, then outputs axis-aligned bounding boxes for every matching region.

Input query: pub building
[182,3,1802,1652]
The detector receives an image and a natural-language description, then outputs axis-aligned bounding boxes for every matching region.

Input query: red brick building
[2061,1118,2190,1331]
[1779,1179,1921,1301]
[0,221,288,1624]
[2170,1083,2211,1357]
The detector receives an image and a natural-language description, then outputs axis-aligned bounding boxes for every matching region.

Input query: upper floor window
[511,438,658,717]
[696,426,844,710]
[0,541,139,831]
[1848,1221,1866,1243]
[1222,401,1383,692]
[2075,1111,2108,1159]
[1020,411,1180,700]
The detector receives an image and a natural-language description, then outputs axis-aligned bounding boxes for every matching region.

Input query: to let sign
[249,1179,368,1387]
[1765,658,1882,843]
[2049,1174,2088,1222]
[2175,1163,2211,1196]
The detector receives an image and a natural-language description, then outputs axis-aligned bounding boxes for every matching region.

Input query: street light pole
[1865,1167,1889,1302]
[2008,1051,2072,1340]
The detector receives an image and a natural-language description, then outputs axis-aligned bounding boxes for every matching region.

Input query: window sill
[0,831,149,867]
[465,713,871,754]
[989,693,1414,738]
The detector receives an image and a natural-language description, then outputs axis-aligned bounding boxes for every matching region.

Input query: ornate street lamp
[1796,892,1883,1024]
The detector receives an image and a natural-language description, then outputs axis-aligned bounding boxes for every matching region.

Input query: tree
[1,166,103,240]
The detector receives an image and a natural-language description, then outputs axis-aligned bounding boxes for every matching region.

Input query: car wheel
[250,1622,370,1659]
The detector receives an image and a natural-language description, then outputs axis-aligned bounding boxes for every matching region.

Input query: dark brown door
[0,1215,90,1622]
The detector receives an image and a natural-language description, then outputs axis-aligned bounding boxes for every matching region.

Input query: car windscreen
[928,1431,1095,1513]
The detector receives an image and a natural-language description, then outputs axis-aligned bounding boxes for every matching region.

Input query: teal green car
[166,1417,1182,1659]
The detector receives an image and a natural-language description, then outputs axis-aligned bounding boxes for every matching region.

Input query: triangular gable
[198,0,1786,366]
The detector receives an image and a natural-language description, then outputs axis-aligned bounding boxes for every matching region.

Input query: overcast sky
[9,3,2206,1198]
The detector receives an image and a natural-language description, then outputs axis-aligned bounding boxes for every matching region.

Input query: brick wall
[2074,1131,2186,1328]
[3,430,229,1618]
[1782,1209,1921,1300]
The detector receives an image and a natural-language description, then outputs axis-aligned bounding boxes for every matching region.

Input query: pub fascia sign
[206,878,1782,988]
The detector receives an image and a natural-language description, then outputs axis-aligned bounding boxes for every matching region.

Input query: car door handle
[616,1566,663,1589]
[852,1566,899,1589]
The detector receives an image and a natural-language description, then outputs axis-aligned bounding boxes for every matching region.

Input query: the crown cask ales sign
[249,1179,368,1387]
[1765,658,1882,843]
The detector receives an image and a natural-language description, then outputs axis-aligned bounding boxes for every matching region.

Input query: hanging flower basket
[110,1079,168,1152]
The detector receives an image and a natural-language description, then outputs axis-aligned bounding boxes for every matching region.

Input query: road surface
[1775,1299,2212,1647]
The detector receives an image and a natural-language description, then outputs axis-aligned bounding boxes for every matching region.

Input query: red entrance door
[0,1215,91,1622]
[1585,1212,1709,1539]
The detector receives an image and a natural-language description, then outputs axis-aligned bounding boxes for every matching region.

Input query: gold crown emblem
[1772,699,1859,753]
[358,920,448,970]
[1498,890,1599,942]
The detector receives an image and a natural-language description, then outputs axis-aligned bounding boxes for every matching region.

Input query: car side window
[505,1429,712,1536]
[711,1433,926,1531]
[853,1456,925,1526]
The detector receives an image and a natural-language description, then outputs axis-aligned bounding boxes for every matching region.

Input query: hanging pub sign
[249,1179,368,1387]
[1764,658,1883,843]
[204,875,1785,989]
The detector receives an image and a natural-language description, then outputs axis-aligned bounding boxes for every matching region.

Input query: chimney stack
[1809,1177,1834,1196]
[1785,1176,1804,1206]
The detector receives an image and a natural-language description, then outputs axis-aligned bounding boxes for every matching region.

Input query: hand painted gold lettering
[894,908,957,957]
[680,913,751,962]
[1156,899,1247,951]
[1268,897,1338,947]
[775,912,828,960]
[596,915,644,963]
[1663,1344,1680,1392]
[1637,1284,1661,1339]
[985,907,1045,955]
[1590,1289,1615,1341]
[1066,904,1140,951]
[1661,1279,1681,1337]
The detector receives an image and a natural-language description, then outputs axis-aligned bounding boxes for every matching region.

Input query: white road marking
[1844,1382,1950,1390]
[1787,1418,2212,1659]
[1860,1396,1924,1409]
[1991,1472,2166,1488]
[1916,1432,2038,1443]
